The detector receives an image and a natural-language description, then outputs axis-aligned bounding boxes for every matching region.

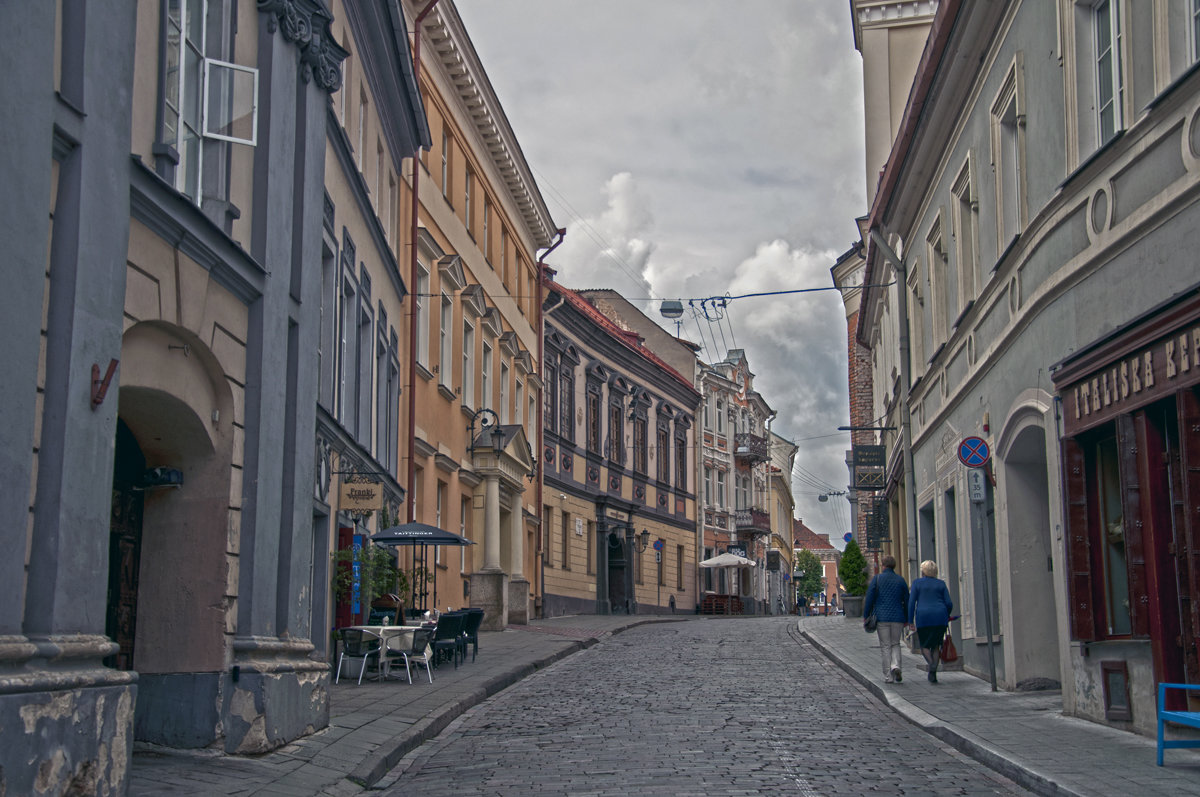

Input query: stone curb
[800,626,1086,797]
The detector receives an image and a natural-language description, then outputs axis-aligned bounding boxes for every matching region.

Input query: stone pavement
[129,613,1200,796]
[800,614,1200,796]
[128,615,678,796]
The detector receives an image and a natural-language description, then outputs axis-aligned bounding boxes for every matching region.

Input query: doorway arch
[997,399,1061,690]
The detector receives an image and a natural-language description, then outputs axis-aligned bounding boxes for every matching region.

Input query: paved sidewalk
[800,614,1200,796]
[128,615,681,796]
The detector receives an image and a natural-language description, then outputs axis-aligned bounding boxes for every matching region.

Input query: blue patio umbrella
[371,523,475,612]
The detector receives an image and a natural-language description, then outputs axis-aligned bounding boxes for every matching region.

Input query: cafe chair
[404,628,435,684]
[336,628,380,685]
[431,611,466,668]
[460,608,485,663]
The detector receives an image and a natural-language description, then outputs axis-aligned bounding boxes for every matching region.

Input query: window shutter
[1117,414,1150,639]
[1178,388,1200,670]
[1064,438,1096,641]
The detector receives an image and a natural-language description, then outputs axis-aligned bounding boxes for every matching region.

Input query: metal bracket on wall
[91,359,118,409]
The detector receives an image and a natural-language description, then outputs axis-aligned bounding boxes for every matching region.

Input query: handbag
[863,612,878,633]
[940,634,959,663]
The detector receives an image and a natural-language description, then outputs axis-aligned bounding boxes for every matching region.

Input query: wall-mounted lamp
[631,527,651,553]
[467,408,503,453]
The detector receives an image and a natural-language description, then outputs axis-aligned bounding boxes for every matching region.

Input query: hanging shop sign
[339,479,383,513]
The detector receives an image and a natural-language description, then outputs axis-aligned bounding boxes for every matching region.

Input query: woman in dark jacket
[908,560,953,682]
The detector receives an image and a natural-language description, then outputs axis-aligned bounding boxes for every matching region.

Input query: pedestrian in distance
[862,554,909,684]
[908,559,954,683]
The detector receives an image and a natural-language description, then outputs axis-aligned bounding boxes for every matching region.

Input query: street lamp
[467,408,503,453]
[631,528,651,553]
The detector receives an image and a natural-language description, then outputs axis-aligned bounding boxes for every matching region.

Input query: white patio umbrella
[698,552,756,568]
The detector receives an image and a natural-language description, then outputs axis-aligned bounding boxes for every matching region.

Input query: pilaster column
[508,492,524,578]
[484,474,501,570]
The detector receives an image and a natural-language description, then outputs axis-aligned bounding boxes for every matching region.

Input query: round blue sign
[958,436,991,468]
[843,532,853,543]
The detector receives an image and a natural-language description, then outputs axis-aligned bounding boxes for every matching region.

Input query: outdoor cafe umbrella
[371,523,475,612]
[698,552,756,568]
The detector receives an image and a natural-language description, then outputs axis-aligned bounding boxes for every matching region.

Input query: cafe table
[343,625,417,681]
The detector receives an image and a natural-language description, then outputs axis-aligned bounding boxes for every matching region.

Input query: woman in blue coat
[908,560,953,682]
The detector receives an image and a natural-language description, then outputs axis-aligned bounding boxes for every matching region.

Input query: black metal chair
[460,608,484,663]
[431,612,466,669]
[336,629,381,685]
[384,627,434,684]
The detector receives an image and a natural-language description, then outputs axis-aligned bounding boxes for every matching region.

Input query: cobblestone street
[382,617,1032,795]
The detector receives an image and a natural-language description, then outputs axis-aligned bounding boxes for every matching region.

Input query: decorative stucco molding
[258,0,349,94]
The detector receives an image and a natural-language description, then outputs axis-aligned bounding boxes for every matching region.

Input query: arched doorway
[106,419,146,670]
[1002,423,1061,689]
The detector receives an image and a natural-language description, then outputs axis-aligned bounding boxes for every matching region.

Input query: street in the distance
[381,618,1031,796]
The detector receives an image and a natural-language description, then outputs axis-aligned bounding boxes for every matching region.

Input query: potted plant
[330,543,409,663]
[838,538,869,618]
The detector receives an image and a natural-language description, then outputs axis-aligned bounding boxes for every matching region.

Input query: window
[716,470,726,508]
[704,466,712,506]
[337,276,356,425]
[1094,435,1131,635]
[481,341,492,410]
[500,361,510,424]
[501,228,509,287]
[633,415,647,474]
[1193,0,1200,63]
[386,334,399,473]
[376,308,388,459]
[991,57,1025,255]
[952,157,980,304]
[926,218,951,347]
[337,32,349,123]
[676,545,684,590]
[1095,0,1124,146]
[464,169,474,235]
[906,258,927,371]
[483,199,491,261]
[608,400,624,464]
[586,388,601,453]
[559,367,574,442]
[587,520,595,575]
[515,379,524,430]
[388,175,397,244]
[440,127,449,197]
[435,482,446,566]
[356,273,373,443]
[416,264,429,367]
[544,363,557,432]
[460,497,470,573]
[161,0,258,205]
[439,294,453,385]
[357,89,367,171]
[560,511,570,569]
[715,399,724,434]
[703,395,712,429]
[675,426,688,491]
[656,424,670,482]
[462,319,475,409]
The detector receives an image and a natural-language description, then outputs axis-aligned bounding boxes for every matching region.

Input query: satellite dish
[659,300,684,319]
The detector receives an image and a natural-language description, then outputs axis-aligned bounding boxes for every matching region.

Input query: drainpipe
[535,228,566,617]
[407,0,440,525]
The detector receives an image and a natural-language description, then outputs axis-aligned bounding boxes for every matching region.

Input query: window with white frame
[951,157,980,305]
[716,470,726,508]
[338,276,356,426]
[483,199,491,262]
[416,264,429,367]
[160,0,258,206]
[704,466,712,505]
[926,217,951,347]
[500,361,510,423]
[376,306,388,459]
[1192,0,1200,62]
[439,293,453,385]
[465,169,474,235]
[481,340,492,410]
[991,56,1026,257]
[440,127,449,197]
[515,378,524,430]
[906,258,926,371]
[357,88,367,171]
[501,228,509,287]
[715,399,724,434]
[356,271,373,443]
[462,319,475,408]
[1095,0,1124,146]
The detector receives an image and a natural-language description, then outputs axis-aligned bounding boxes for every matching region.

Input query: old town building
[851,0,1200,737]
[699,351,777,613]
[540,279,701,615]
[2,0,365,790]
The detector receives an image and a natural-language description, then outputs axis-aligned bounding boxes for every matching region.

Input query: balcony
[734,432,768,464]
[735,507,770,534]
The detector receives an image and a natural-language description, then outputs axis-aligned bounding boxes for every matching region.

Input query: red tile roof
[793,519,835,551]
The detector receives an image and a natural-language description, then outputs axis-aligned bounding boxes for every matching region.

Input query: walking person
[908,559,954,683]
[862,555,909,684]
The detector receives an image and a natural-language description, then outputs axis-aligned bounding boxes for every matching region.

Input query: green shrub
[839,538,869,596]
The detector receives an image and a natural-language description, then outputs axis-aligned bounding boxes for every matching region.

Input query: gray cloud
[457,0,864,541]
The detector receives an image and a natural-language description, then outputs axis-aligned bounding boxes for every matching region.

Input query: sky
[455,0,867,544]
